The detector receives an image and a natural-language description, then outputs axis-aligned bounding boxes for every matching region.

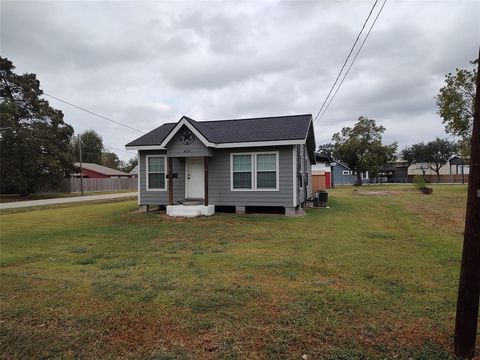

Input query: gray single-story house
[125,114,316,216]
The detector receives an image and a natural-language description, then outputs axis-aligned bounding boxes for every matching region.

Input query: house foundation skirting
[139,205,149,212]
[138,204,298,216]
[235,206,246,215]
[285,207,297,216]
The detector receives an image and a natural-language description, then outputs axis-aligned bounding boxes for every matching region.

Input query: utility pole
[454,50,480,358]
[78,134,84,196]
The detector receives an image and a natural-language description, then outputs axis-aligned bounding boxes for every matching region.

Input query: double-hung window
[256,154,277,189]
[146,156,166,190]
[232,154,252,189]
[231,152,278,190]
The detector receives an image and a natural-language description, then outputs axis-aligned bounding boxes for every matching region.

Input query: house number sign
[179,128,195,145]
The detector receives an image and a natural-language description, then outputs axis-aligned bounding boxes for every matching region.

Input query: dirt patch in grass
[355,190,401,196]
[353,318,454,358]
[195,331,221,353]
[102,314,181,349]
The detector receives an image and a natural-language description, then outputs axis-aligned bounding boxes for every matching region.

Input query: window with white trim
[342,170,350,175]
[232,154,252,189]
[256,153,277,189]
[231,152,278,190]
[147,156,166,190]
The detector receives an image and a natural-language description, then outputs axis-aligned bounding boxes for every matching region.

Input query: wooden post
[454,50,480,358]
[167,157,173,205]
[204,156,208,206]
[78,134,84,196]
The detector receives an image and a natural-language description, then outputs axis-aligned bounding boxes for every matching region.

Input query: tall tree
[0,57,74,194]
[436,61,477,158]
[101,151,120,169]
[72,130,103,164]
[121,157,138,173]
[332,116,397,185]
[401,138,457,182]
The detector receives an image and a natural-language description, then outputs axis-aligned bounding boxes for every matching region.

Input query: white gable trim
[159,117,214,148]
[126,145,167,150]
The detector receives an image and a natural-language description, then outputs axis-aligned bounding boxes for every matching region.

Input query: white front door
[185,157,204,199]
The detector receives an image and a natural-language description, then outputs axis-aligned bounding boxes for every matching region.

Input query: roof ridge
[190,113,312,124]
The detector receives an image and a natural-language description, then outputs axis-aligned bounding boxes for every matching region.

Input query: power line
[313,0,379,125]
[104,144,137,156]
[43,92,147,134]
[315,0,387,124]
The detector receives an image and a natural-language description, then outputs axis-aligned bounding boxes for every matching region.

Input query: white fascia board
[159,117,215,148]
[216,139,305,148]
[304,117,317,165]
[125,145,166,150]
[304,117,313,142]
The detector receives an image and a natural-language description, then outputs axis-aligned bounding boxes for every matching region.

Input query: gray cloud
[1,0,478,161]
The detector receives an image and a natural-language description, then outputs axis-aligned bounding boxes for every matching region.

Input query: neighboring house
[312,152,333,191]
[379,161,409,183]
[125,114,316,216]
[449,156,470,182]
[407,155,470,183]
[129,165,138,179]
[311,163,331,191]
[332,162,369,185]
[73,162,131,178]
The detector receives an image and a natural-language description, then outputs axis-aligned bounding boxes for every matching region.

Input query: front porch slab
[166,204,215,218]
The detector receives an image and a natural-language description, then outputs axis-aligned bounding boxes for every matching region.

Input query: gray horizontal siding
[139,150,185,205]
[208,146,294,207]
[296,143,312,204]
[139,146,295,207]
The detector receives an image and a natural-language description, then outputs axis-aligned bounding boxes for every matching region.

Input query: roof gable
[159,117,214,148]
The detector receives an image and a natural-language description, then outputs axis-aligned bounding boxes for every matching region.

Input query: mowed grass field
[0,185,474,359]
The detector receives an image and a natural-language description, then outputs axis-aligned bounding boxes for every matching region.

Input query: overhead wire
[313,0,379,125]
[104,144,137,156]
[43,92,146,134]
[42,92,143,159]
[315,0,388,124]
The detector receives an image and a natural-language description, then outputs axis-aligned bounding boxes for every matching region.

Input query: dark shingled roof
[126,114,313,147]
[126,122,177,147]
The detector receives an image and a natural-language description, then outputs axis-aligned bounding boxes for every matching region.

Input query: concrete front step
[166,204,215,218]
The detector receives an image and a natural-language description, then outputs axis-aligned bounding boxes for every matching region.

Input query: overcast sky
[2,0,479,161]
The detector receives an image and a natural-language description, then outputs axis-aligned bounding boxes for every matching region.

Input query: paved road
[0,192,137,210]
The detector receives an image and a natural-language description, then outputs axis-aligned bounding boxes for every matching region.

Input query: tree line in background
[323,59,476,185]
[0,57,136,195]
[1,55,476,193]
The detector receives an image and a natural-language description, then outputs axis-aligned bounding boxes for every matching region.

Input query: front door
[185,157,204,199]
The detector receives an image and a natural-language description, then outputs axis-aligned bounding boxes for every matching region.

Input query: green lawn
[0,185,474,359]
